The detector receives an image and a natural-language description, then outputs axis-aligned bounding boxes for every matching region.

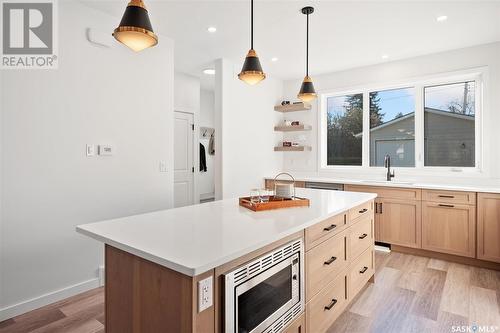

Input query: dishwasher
[304,182,344,191]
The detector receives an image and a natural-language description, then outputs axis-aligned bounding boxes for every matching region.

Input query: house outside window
[319,71,482,173]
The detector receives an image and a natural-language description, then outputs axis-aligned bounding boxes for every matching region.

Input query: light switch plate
[198,276,213,313]
[86,144,95,157]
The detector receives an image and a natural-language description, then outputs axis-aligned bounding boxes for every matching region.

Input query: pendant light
[238,0,266,85]
[113,0,158,52]
[297,6,317,102]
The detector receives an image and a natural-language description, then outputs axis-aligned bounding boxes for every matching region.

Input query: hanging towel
[208,132,215,155]
[200,143,207,172]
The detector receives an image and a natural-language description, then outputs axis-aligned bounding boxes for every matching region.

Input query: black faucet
[384,154,395,181]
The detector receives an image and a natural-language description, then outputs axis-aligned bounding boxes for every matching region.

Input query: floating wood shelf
[274,124,312,132]
[274,146,312,152]
[274,102,312,112]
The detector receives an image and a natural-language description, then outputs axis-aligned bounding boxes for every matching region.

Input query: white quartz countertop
[76,189,376,276]
[266,173,500,194]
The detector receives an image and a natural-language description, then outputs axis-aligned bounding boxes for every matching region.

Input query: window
[369,88,415,167]
[424,81,475,167]
[326,94,363,166]
[320,72,481,172]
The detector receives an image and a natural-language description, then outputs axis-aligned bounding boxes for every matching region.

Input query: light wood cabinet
[349,214,374,261]
[306,272,348,333]
[422,202,476,258]
[305,212,348,250]
[283,313,305,333]
[477,193,500,263]
[345,185,422,248]
[349,247,375,298]
[376,198,422,248]
[422,189,476,205]
[306,230,348,301]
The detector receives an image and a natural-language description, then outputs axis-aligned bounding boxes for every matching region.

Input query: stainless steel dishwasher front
[304,182,344,191]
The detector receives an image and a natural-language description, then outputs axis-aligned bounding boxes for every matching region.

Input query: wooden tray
[239,196,310,212]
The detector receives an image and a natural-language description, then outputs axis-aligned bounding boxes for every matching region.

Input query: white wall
[0,0,174,320]
[282,42,500,183]
[199,89,215,199]
[215,59,284,198]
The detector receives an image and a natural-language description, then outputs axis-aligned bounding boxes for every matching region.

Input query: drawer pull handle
[359,266,368,274]
[324,299,338,311]
[359,233,368,240]
[438,204,455,208]
[324,256,337,265]
[359,208,368,214]
[323,224,337,232]
[438,195,455,198]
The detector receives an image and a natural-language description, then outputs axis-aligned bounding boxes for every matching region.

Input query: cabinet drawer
[345,185,421,200]
[305,213,348,250]
[423,190,476,205]
[306,271,347,333]
[349,247,374,298]
[283,313,305,333]
[349,214,374,261]
[306,230,348,301]
[349,201,373,222]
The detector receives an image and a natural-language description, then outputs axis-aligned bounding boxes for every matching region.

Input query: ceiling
[82,1,500,83]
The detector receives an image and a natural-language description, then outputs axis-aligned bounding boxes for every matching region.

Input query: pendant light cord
[306,12,309,77]
[251,0,254,49]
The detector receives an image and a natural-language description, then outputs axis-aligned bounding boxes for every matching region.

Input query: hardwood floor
[329,251,500,333]
[1,251,499,333]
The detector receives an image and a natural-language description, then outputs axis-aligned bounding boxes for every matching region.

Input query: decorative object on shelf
[274,102,312,112]
[274,172,296,199]
[297,6,317,102]
[281,100,291,106]
[282,141,292,147]
[238,0,266,85]
[274,146,312,151]
[113,0,158,52]
[291,121,300,126]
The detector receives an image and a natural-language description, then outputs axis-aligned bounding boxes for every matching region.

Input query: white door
[174,111,194,207]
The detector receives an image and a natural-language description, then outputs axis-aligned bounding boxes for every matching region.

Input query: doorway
[174,111,194,208]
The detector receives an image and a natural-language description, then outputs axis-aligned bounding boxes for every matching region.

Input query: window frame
[318,68,484,175]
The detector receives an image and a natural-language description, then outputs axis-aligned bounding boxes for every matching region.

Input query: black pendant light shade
[298,75,317,102]
[239,49,266,85]
[113,0,158,52]
[238,0,266,85]
[298,6,317,102]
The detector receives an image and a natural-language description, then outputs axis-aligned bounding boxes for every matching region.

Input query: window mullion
[362,91,370,168]
[414,85,424,169]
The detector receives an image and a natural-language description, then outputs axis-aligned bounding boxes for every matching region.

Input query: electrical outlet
[198,276,213,313]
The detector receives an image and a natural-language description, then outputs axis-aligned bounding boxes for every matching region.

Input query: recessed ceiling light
[436,15,448,22]
[203,68,216,75]
[271,57,279,62]
[207,26,217,33]
[381,54,389,60]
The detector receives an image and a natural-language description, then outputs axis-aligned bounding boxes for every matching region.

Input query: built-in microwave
[224,239,304,333]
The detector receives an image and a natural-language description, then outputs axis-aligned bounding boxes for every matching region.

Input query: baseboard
[0,278,100,321]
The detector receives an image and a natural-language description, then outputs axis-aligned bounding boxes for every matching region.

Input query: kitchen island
[77,188,376,333]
